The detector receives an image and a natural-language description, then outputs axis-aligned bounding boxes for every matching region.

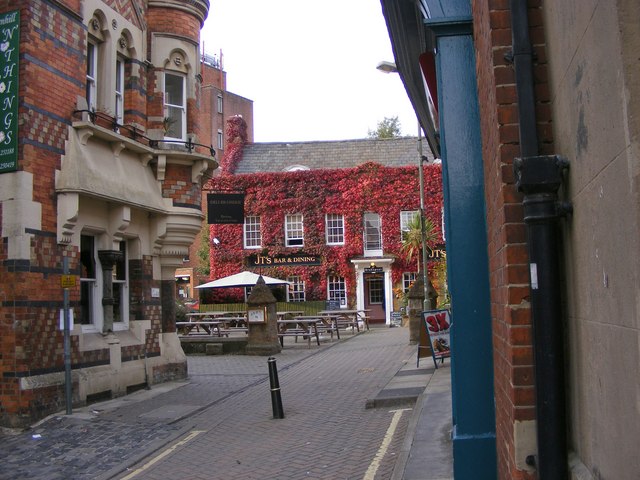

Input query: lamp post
[377,60,431,310]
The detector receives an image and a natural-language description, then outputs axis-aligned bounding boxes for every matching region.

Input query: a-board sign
[391,311,403,327]
[417,308,452,368]
[325,299,340,310]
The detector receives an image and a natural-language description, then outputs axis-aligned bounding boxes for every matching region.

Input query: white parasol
[195,271,291,289]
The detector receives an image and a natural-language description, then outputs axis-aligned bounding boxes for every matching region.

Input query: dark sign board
[325,299,341,310]
[247,253,322,267]
[364,266,384,274]
[207,193,244,224]
[0,10,19,174]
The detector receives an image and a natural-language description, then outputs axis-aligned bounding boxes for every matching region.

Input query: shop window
[287,276,305,302]
[285,214,304,247]
[325,214,344,245]
[244,216,261,248]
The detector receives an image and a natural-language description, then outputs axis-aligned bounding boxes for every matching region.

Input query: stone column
[98,250,122,334]
[245,277,281,356]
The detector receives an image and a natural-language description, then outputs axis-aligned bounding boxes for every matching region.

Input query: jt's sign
[247,253,322,267]
[0,10,19,174]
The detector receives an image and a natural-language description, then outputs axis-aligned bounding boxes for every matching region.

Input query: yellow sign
[60,275,77,288]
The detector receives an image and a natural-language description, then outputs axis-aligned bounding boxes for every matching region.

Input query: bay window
[164,72,186,139]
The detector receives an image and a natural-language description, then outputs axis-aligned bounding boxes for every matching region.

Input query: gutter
[510,1,571,478]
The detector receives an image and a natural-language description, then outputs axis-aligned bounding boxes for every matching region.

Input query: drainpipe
[509,1,570,478]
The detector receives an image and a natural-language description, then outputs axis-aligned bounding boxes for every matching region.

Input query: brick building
[382,0,640,479]
[0,0,218,428]
[205,132,444,325]
[175,51,254,303]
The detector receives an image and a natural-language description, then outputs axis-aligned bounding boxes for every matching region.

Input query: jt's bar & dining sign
[247,253,322,267]
[0,10,19,174]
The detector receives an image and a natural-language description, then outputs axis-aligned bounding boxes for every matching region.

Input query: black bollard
[267,357,284,419]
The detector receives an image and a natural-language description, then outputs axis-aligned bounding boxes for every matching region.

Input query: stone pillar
[407,277,425,344]
[245,277,281,356]
[98,249,122,334]
[161,277,176,333]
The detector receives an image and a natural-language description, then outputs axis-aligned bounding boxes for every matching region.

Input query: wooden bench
[277,318,321,347]
[176,321,223,337]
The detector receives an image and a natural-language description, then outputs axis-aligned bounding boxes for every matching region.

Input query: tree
[194,224,210,277]
[401,212,438,273]
[368,116,402,139]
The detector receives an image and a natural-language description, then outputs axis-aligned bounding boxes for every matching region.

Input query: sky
[200,0,419,143]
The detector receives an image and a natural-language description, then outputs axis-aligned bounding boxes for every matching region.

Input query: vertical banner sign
[0,10,19,174]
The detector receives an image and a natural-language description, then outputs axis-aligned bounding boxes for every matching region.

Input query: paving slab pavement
[0,326,453,480]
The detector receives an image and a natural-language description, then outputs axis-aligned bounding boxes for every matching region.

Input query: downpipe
[514,155,571,479]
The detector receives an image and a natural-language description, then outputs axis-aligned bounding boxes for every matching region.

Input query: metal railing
[73,109,216,159]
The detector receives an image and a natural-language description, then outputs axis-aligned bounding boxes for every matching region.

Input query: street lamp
[377,60,431,310]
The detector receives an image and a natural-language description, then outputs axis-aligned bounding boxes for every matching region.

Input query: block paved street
[0,326,429,480]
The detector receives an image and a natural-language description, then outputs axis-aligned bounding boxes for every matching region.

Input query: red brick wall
[471,1,554,478]
[0,0,206,427]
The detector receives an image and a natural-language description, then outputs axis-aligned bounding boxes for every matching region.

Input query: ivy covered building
[205,118,444,324]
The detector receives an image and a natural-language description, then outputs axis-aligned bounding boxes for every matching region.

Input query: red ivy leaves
[207,122,443,303]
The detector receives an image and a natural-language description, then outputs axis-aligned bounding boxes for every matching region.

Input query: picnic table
[178,312,248,337]
[276,310,305,319]
[277,317,322,347]
[176,320,223,336]
[318,309,371,332]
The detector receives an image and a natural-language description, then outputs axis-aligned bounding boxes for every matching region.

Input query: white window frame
[400,210,419,233]
[327,275,346,306]
[363,212,383,256]
[86,40,98,111]
[287,275,305,302]
[325,213,345,245]
[403,272,417,295]
[217,129,224,149]
[115,56,124,125]
[80,234,102,332]
[217,94,223,113]
[112,240,130,330]
[244,216,262,249]
[285,213,304,247]
[164,72,186,140]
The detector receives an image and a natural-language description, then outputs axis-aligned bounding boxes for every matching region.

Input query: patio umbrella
[195,271,291,289]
